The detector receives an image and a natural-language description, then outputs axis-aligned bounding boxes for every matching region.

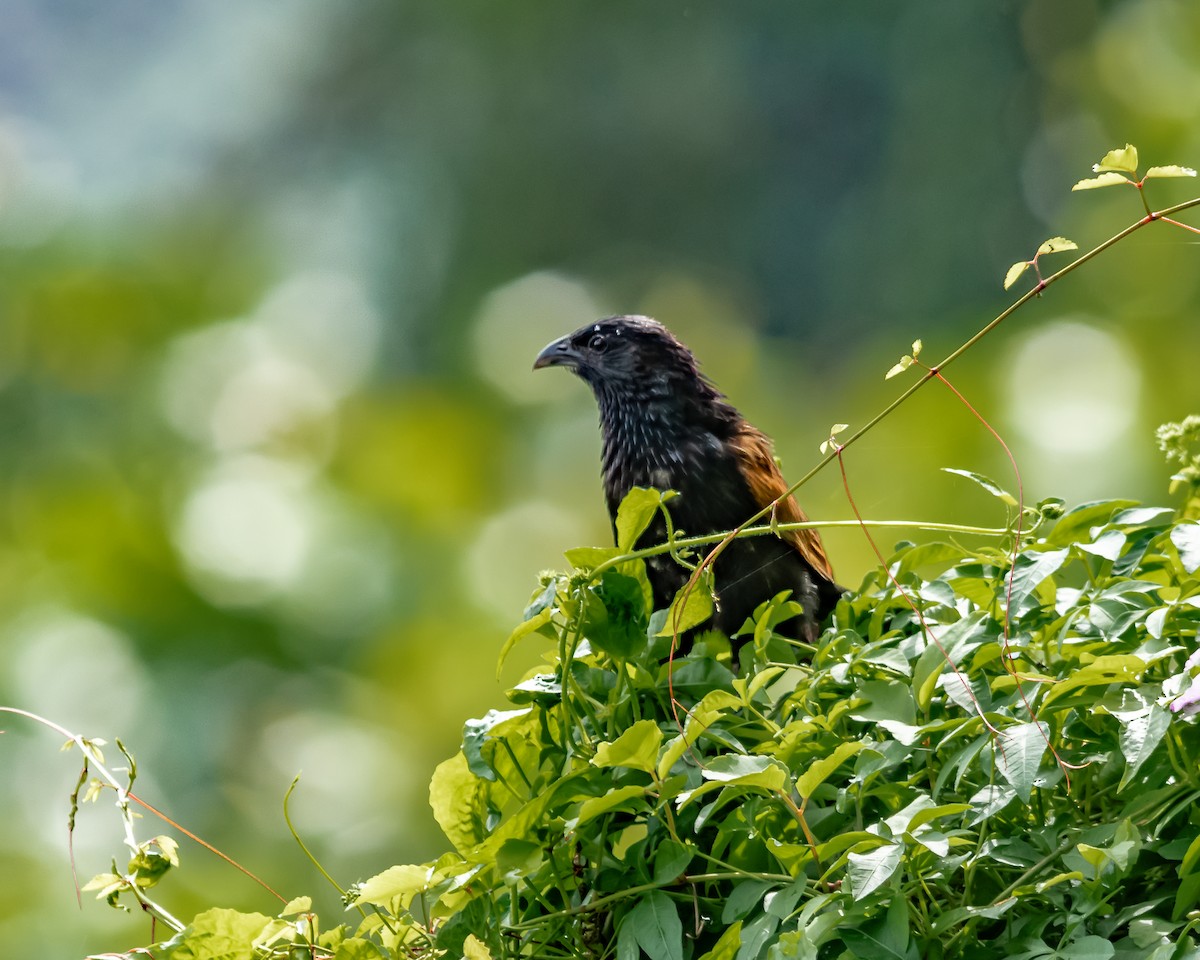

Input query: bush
[34,143,1200,960]
[135,478,1199,960]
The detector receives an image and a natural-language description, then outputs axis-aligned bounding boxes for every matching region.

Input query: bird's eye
[588,333,607,352]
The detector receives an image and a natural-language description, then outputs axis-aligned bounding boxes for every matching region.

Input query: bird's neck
[593,381,735,501]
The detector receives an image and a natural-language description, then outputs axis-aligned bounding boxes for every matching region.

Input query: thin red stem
[128,792,288,904]
[923,367,1082,784]
[832,436,999,737]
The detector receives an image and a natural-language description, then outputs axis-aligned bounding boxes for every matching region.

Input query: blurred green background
[1,1,1198,955]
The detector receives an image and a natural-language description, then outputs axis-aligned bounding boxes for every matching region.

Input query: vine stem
[777,193,1200,507]
[589,518,1008,583]
[588,193,1200,682]
[282,777,376,926]
[0,707,141,850]
[0,707,188,932]
[0,705,287,922]
[643,190,1200,752]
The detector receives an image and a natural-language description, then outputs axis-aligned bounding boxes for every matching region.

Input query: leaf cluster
[293,492,1200,960]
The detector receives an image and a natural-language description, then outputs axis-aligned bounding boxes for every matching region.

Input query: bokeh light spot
[8,609,149,732]
[254,271,382,395]
[176,457,313,607]
[0,120,77,248]
[466,501,587,621]
[1005,319,1141,455]
[472,271,604,404]
[256,709,407,852]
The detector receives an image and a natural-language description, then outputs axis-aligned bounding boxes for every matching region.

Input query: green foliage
[1158,417,1200,518]
[124,484,1200,960]
[1072,143,1198,190]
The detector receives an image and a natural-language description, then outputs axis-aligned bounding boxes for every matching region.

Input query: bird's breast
[602,430,733,516]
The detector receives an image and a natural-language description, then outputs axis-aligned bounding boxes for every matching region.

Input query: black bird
[534,315,840,648]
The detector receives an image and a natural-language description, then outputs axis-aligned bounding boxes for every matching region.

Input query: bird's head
[533,315,703,399]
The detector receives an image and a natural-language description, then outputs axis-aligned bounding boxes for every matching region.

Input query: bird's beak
[533,335,580,370]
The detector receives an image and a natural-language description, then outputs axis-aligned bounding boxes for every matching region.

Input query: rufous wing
[731,425,835,583]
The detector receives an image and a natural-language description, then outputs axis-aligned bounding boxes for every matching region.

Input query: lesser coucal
[534,315,840,647]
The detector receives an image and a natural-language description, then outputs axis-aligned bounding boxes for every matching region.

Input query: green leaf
[739,665,786,703]
[912,828,949,857]
[498,607,553,676]
[593,719,663,773]
[677,754,789,809]
[737,914,783,960]
[612,822,648,861]
[1053,935,1114,960]
[164,908,275,960]
[333,938,389,960]
[1094,144,1138,174]
[1171,522,1200,573]
[1118,704,1171,790]
[1006,548,1069,610]
[615,487,665,551]
[929,900,1016,935]
[657,571,714,636]
[1075,528,1126,562]
[81,872,125,899]
[767,930,818,960]
[355,864,429,910]
[853,679,917,724]
[1036,236,1077,256]
[1046,499,1137,545]
[1175,834,1200,917]
[564,545,620,569]
[577,784,650,824]
[280,896,312,917]
[495,838,542,878]
[653,839,693,884]
[841,897,913,960]
[912,611,994,711]
[621,890,683,960]
[586,571,649,658]
[462,934,493,960]
[722,880,774,923]
[656,691,737,779]
[847,843,902,900]
[942,468,1018,506]
[1144,164,1197,179]
[993,722,1049,802]
[700,754,788,789]
[817,832,891,864]
[463,707,532,779]
[1071,172,1130,190]
[820,423,849,454]
[429,752,488,854]
[696,921,742,960]
[907,802,972,832]
[881,795,936,836]
[764,878,806,919]
[1113,505,1173,526]
[1041,655,1146,708]
[796,741,863,799]
[1003,261,1030,290]
[967,784,1017,825]
[885,355,914,379]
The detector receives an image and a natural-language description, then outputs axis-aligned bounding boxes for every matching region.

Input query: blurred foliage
[0,1,1198,956]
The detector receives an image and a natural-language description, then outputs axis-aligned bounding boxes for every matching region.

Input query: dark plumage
[534,315,840,648]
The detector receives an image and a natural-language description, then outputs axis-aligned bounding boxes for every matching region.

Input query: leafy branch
[12,142,1200,960]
